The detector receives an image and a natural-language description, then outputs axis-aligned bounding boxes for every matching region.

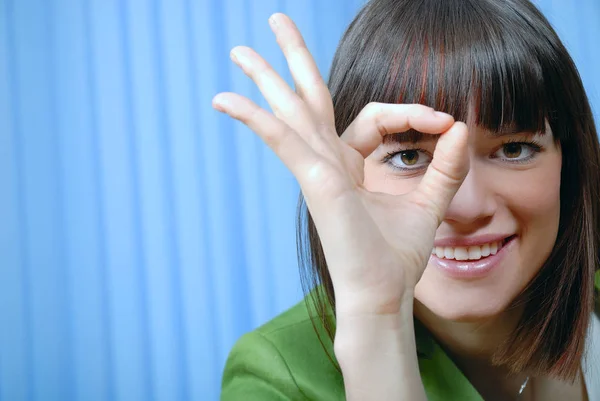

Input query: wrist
[334,286,415,317]
[333,300,416,360]
[332,295,426,401]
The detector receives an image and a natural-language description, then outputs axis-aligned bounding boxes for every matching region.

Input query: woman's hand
[212,13,469,318]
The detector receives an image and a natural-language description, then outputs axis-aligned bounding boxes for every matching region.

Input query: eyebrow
[486,124,547,138]
[382,127,545,145]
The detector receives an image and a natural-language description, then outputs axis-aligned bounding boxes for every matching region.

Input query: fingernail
[231,47,251,66]
[269,14,279,27]
[435,111,453,119]
[230,50,239,64]
[212,95,226,112]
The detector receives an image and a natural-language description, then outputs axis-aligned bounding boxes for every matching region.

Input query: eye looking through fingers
[382,149,433,172]
[372,130,440,175]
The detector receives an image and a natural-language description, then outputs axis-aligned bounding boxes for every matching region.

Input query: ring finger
[230,46,319,142]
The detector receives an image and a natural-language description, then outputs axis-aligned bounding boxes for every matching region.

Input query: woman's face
[363,120,562,321]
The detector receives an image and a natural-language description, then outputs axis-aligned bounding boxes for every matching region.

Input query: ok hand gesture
[213,13,469,317]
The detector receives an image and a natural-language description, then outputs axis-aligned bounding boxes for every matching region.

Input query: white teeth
[444,247,454,259]
[454,247,469,261]
[481,243,490,257]
[468,246,482,260]
[435,247,444,258]
[431,240,506,261]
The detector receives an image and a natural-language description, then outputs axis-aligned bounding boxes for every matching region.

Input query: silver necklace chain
[517,376,530,399]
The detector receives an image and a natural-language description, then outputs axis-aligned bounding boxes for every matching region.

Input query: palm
[299,131,448,313]
[213,13,469,315]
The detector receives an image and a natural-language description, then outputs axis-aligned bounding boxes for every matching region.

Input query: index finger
[340,103,455,158]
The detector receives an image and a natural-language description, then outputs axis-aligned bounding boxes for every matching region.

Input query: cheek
[363,160,422,195]
[499,157,562,235]
[486,155,562,304]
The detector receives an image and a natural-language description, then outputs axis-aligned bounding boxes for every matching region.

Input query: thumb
[415,121,470,224]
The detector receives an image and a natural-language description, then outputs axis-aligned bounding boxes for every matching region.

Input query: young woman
[213,0,600,399]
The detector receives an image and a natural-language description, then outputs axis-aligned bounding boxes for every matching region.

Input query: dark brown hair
[297,0,600,380]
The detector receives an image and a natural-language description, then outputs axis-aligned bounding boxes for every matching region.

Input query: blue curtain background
[0,0,598,400]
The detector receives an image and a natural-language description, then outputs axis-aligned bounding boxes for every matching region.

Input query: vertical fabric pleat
[0,0,598,400]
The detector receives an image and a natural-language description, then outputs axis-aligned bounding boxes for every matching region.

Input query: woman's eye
[503,143,523,158]
[493,142,540,162]
[387,150,432,171]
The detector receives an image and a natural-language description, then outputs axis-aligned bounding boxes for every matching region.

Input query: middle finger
[269,13,335,126]
[231,46,314,134]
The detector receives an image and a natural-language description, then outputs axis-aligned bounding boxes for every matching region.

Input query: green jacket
[222,275,600,400]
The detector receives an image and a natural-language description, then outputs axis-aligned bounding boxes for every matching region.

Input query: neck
[414,301,528,398]
[414,300,523,360]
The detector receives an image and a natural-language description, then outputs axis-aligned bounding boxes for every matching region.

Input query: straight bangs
[329,0,563,140]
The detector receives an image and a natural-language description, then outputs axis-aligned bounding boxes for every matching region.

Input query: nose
[443,166,497,226]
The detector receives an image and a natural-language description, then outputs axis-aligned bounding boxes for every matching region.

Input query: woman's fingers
[340,101,468,224]
[340,103,455,157]
[230,46,314,131]
[415,121,470,223]
[230,45,336,155]
[212,92,319,177]
[269,13,334,126]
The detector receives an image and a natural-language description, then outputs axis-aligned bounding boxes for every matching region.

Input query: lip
[429,235,518,279]
[433,233,513,248]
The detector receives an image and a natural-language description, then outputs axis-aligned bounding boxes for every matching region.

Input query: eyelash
[381,147,431,172]
[381,140,544,172]
[491,139,543,164]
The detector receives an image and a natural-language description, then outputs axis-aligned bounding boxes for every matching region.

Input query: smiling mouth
[431,235,517,261]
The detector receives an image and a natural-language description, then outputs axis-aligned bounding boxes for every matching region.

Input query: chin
[414,279,519,323]
[424,302,509,323]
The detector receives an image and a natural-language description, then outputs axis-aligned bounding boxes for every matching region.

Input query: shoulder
[221,295,345,401]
